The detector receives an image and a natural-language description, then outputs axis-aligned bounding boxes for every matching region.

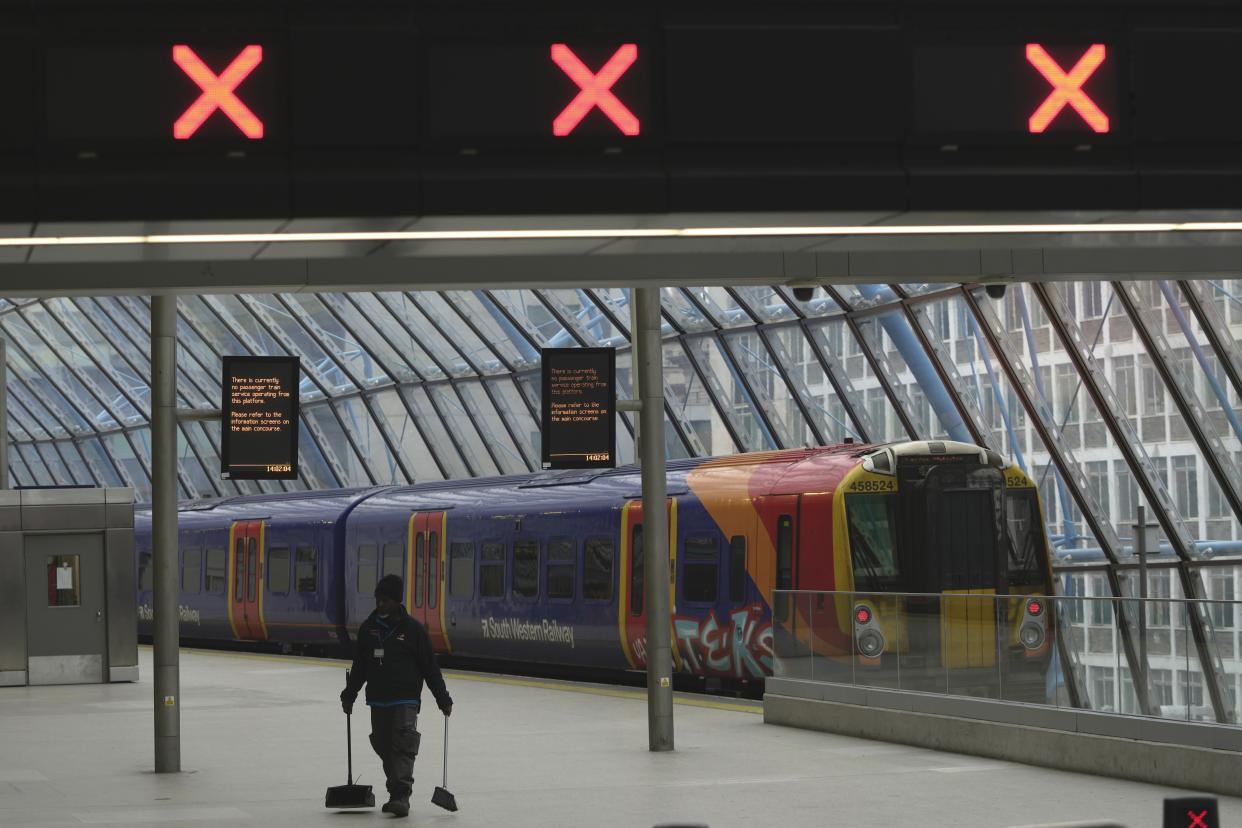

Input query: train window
[631,525,644,616]
[139,547,152,592]
[205,547,226,594]
[357,544,378,594]
[1004,492,1045,587]
[547,538,575,601]
[383,542,404,578]
[845,495,899,591]
[267,546,290,595]
[480,541,505,599]
[295,547,318,593]
[450,542,474,599]
[775,516,793,618]
[513,541,538,599]
[181,547,202,594]
[729,535,747,603]
[683,536,719,604]
[247,538,257,602]
[428,532,438,609]
[584,537,614,601]
[234,539,245,602]
[414,535,425,608]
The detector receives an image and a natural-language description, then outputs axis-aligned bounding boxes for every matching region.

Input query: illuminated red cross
[173,45,265,139]
[1026,44,1109,134]
[1188,810,1209,828]
[550,43,640,136]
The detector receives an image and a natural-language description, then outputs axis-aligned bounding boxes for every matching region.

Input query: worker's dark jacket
[341,605,452,711]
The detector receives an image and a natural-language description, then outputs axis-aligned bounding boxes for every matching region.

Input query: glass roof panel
[778,286,841,319]
[401,385,469,478]
[281,293,392,389]
[721,330,796,448]
[370,387,443,482]
[764,324,861,444]
[538,289,626,348]
[428,384,499,477]
[589,288,633,338]
[661,287,714,333]
[442,292,538,371]
[484,376,541,471]
[318,293,419,384]
[733,286,796,324]
[376,292,473,378]
[2,334,97,434]
[414,292,504,373]
[684,287,750,328]
[457,380,528,475]
[239,294,355,395]
[16,443,53,486]
[304,402,371,487]
[349,293,445,381]
[485,289,566,347]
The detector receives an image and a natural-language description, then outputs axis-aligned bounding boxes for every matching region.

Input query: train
[134,440,1057,695]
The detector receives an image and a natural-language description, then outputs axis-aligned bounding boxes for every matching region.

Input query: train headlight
[853,603,886,658]
[1019,623,1045,649]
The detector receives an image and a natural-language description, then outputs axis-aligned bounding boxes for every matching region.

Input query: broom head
[325,783,375,809]
[432,785,458,812]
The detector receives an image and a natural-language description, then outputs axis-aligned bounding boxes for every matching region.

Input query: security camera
[791,285,817,302]
[985,283,1007,300]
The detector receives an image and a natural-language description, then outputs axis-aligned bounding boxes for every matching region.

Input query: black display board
[541,347,616,470]
[220,355,300,480]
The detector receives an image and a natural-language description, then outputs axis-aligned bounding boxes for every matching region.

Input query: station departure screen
[541,347,616,470]
[221,356,300,480]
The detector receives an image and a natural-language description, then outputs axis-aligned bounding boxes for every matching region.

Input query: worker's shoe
[383,798,410,818]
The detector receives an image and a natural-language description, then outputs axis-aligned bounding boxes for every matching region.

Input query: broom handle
[442,716,448,787]
[347,711,353,784]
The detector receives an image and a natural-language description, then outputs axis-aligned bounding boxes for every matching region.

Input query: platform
[0,647,1239,828]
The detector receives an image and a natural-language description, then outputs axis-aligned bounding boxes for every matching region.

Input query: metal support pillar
[0,338,7,488]
[151,295,180,772]
[635,286,673,751]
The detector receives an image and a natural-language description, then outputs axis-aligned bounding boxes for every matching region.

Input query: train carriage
[134,440,1057,700]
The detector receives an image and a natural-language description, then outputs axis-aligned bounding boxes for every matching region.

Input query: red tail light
[1026,599,1044,617]
[855,606,872,624]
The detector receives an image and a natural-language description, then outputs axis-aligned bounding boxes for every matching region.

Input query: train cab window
[357,544,378,594]
[775,516,793,618]
[682,536,719,604]
[234,539,245,602]
[513,541,539,599]
[428,532,438,610]
[584,537,614,601]
[295,546,318,593]
[729,535,747,603]
[267,546,290,595]
[1005,491,1045,587]
[247,538,257,602]
[181,547,202,594]
[546,538,575,601]
[631,525,644,616]
[845,495,899,591]
[382,542,404,578]
[414,534,425,608]
[450,542,474,599]
[480,542,505,599]
[205,547,226,594]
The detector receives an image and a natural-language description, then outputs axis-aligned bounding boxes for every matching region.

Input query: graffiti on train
[630,603,774,678]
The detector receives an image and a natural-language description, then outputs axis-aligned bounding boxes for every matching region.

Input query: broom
[325,671,375,809]
[431,715,458,812]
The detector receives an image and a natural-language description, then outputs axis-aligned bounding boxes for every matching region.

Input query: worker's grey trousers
[369,705,420,801]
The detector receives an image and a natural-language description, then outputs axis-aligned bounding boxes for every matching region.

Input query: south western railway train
[135,441,1057,694]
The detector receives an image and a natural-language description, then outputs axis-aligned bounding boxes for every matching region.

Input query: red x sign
[173,45,265,140]
[551,44,640,136]
[1026,44,1109,134]
[1188,810,1209,828]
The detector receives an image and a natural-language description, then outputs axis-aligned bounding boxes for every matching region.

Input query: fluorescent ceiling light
[0,221,1239,247]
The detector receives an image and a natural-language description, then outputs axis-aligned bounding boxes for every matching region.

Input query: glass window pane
[267,547,290,595]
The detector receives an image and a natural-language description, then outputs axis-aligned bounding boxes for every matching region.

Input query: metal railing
[772,589,1241,725]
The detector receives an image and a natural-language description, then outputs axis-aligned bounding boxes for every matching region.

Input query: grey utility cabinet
[0,488,138,686]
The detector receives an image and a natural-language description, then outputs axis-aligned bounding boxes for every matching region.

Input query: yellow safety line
[147,646,762,714]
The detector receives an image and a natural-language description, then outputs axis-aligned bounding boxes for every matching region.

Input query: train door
[228,520,266,641]
[618,498,678,670]
[759,496,799,628]
[408,511,450,652]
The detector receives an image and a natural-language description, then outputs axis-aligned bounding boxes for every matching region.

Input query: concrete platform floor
[0,646,1238,828]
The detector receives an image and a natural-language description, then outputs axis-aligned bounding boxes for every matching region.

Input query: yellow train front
[776,440,1055,702]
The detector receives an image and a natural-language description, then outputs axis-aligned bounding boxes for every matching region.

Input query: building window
[1055,363,1080,425]
[1112,355,1136,416]
[1068,574,1086,623]
[546,538,575,600]
[479,542,505,599]
[267,546,290,595]
[181,547,201,594]
[512,540,538,599]
[1140,355,1166,415]
[450,542,474,599]
[1090,666,1115,711]
[1171,456,1199,518]
[682,535,719,603]
[1082,281,1105,319]
[295,546,318,593]
[583,537,614,601]
[1148,572,1171,627]
[1152,669,1174,706]
[1210,572,1235,628]
[1114,462,1138,524]
[1086,461,1110,515]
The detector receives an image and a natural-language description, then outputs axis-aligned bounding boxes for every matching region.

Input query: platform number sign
[220,355,300,480]
[541,347,616,470]
[1164,796,1218,828]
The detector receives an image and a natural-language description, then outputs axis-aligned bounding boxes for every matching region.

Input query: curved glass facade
[2,280,1240,722]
